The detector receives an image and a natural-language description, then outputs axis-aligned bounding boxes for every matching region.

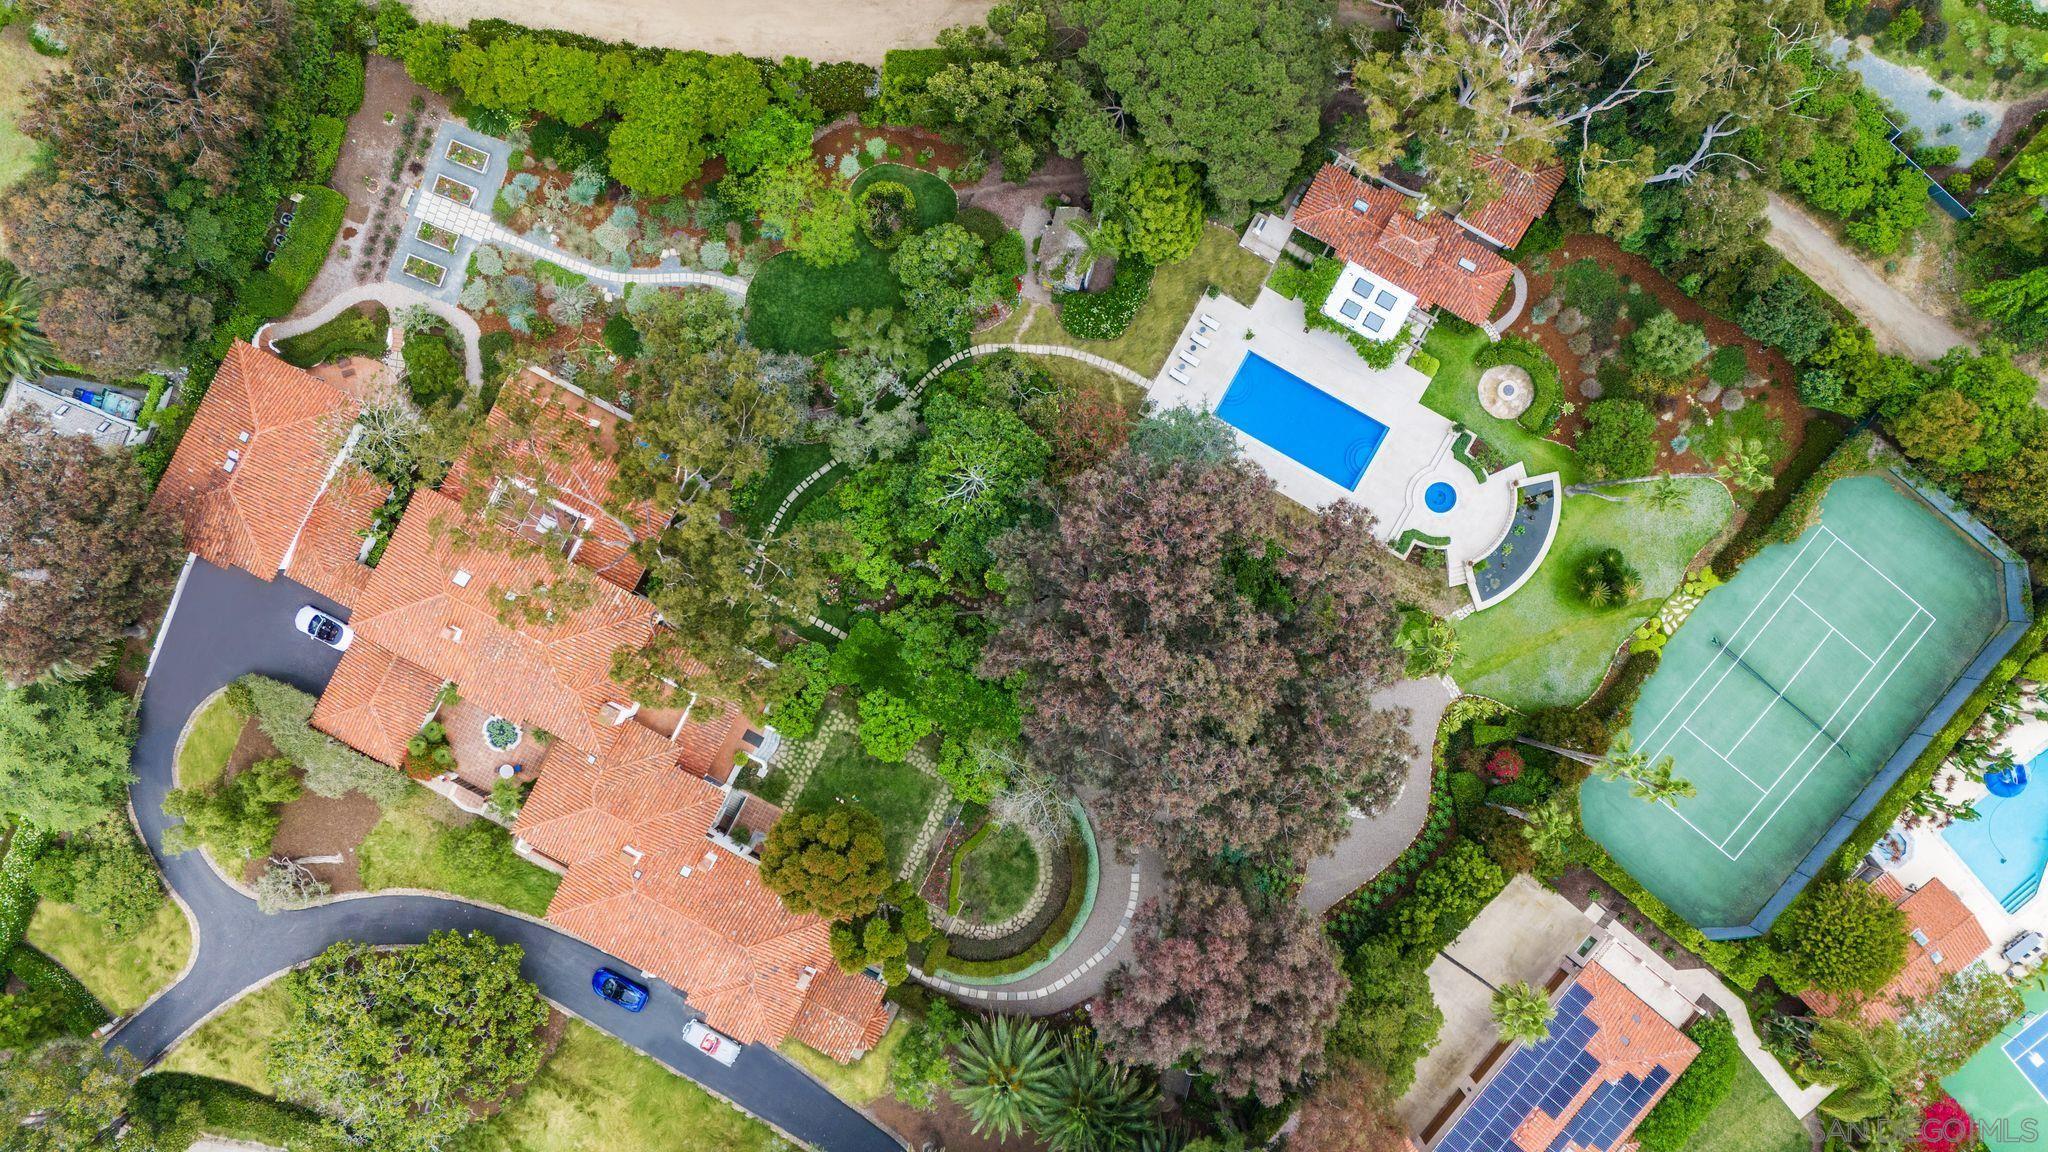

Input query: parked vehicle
[591,968,649,1012]
[682,1019,741,1065]
[293,606,354,651]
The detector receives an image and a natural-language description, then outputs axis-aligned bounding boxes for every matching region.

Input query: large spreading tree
[269,932,549,1151]
[758,807,895,921]
[0,679,136,834]
[1096,874,1346,1105]
[0,412,183,684]
[983,449,1411,866]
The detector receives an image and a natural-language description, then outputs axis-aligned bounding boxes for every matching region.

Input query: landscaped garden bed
[414,220,458,252]
[401,253,447,287]
[431,173,477,205]
[444,138,489,173]
[948,820,1040,923]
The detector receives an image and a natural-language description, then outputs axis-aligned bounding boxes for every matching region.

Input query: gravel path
[259,282,485,391]
[1763,194,1975,365]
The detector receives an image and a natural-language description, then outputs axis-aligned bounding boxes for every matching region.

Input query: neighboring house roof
[2,376,151,448]
[283,468,390,609]
[345,488,661,756]
[1432,963,1697,1152]
[311,640,447,767]
[148,343,360,579]
[1295,165,1516,328]
[1457,156,1568,250]
[1801,876,1992,1023]
[441,368,667,593]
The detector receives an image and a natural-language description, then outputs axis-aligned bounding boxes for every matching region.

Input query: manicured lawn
[26,899,192,1015]
[746,165,959,356]
[736,439,837,534]
[356,789,559,917]
[177,692,247,791]
[1676,1057,1808,1152]
[159,981,289,1093]
[795,729,944,872]
[0,25,57,241]
[985,224,1270,377]
[952,822,1039,921]
[276,304,389,369]
[467,1020,788,1152]
[1453,478,1733,709]
[778,1014,908,1105]
[1420,324,1582,485]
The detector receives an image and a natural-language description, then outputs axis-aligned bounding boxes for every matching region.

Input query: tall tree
[1491,981,1556,1044]
[1066,0,1336,211]
[1035,1040,1159,1152]
[0,1039,139,1145]
[0,680,136,835]
[268,932,549,1152]
[952,1014,1060,1138]
[1097,875,1346,1105]
[1289,1058,1412,1152]
[0,412,183,683]
[1595,736,1697,809]
[758,807,894,921]
[983,451,1411,866]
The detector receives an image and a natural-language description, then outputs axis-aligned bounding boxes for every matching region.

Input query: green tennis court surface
[1581,475,2004,930]
[1945,986,2048,1152]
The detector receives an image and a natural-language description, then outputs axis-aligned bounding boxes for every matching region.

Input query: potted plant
[484,716,522,751]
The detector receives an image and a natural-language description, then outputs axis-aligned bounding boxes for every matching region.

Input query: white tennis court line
[1720,631,1837,759]
[1629,526,1940,860]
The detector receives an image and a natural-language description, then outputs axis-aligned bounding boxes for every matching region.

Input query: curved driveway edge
[113,559,901,1152]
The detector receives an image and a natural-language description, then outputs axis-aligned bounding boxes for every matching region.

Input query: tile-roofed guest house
[1457,155,1569,251]
[1427,961,1698,1152]
[1801,875,1993,1023]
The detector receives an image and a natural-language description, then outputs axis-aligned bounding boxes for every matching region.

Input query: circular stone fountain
[1478,365,1534,419]
[1425,482,1458,514]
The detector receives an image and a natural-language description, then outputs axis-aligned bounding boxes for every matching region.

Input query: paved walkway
[1301,678,1457,912]
[413,190,749,294]
[115,559,903,1152]
[258,282,486,392]
[1764,194,1975,364]
[906,342,1153,404]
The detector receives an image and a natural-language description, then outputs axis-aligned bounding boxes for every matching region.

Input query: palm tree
[951,1014,1059,1139]
[1521,796,1578,873]
[1597,735,1698,810]
[1808,1017,1915,1124]
[1035,1040,1158,1152]
[1492,981,1556,1045]
[1717,437,1776,494]
[0,268,57,383]
[1635,475,1688,512]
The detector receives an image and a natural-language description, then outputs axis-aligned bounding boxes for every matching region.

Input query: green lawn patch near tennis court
[1583,474,2007,931]
[1421,325,1582,485]
[1454,479,1732,709]
[1944,986,2048,1152]
[1674,1056,1809,1152]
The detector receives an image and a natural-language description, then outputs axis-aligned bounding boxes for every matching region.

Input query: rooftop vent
[238,430,251,443]
[451,569,472,587]
[1911,929,1930,947]
[1352,198,1371,213]
[222,449,241,473]
[1457,257,1479,272]
[795,967,817,992]
[679,864,692,877]
[1929,949,1945,965]
[440,624,463,644]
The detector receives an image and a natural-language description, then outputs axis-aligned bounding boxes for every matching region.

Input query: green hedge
[7,945,110,1037]
[1710,420,1853,576]
[1633,1017,1743,1152]
[1590,650,1660,730]
[258,186,349,318]
[132,1073,351,1152]
[0,825,49,953]
[275,306,389,369]
[1476,335,1563,434]
[1059,260,1154,340]
[934,834,1090,979]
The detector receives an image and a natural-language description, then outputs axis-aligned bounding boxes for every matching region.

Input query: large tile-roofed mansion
[150,342,890,1062]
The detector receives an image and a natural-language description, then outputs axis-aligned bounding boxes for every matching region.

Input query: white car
[294,606,354,651]
[682,1020,741,1066]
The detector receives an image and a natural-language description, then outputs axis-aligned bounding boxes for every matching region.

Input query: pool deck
[1150,289,1523,581]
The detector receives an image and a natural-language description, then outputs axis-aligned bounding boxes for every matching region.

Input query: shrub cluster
[233,676,409,805]
[257,186,349,318]
[855,180,918,249]
[1059,260,1154,340]
[1633,1017,1743,1152]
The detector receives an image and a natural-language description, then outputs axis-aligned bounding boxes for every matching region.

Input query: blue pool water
[1215,352,1388,488]
[1426,482,1458,513]
[1944,747,2048,913]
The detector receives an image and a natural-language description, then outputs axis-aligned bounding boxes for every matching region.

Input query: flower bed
[432,174,477,206]
[445,139,490,173]
[415,220,459,252]
[484,716,522,751]
[401,254,448,287]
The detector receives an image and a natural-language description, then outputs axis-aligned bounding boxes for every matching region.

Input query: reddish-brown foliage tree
[0,412,183,684]
[1043,387,1132,479]
[1290,1058,1412,1152]
[983,451,1411,865]
[1096,875,1346,1105]
[1482,746,1525,782]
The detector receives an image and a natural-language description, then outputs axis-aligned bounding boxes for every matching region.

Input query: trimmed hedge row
[258,185,349,319]
[132,1073,351,1152]
[933,831,1091,979]
[0,824,50,953]
[1059,260,1154,340]
[1475,335,1563,434]
[1709,419,1852,576]
[1633,1017,1743,1152]
[7,945,111,1038]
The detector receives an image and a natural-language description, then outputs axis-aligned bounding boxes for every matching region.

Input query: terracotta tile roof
[441,369,668,593]
[514,725,721,867]
[149,342,360,579]
[1457,155,1567,249]
[1801,877,1991,1023]
[345,488,661,755]
[1294,165,1515,328]
[790,965,892,1058]
[310,640,446,767]
[283,468,389,608]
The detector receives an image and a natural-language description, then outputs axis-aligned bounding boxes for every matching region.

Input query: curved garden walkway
[258,282,486,391]
[908,342,1153,403]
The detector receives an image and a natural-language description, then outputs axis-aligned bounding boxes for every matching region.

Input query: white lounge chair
[1181,352,1202,368]
[1191,332,1212,348]
[1168,367,1192,386]
[1200,313,1220,328]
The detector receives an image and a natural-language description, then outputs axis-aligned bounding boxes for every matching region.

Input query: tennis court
[1946,988,2048,1151]
[1581,475,2006,931]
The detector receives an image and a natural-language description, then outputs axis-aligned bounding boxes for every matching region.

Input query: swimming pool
[1944,747,2048,913]
[1215,352,1388,489]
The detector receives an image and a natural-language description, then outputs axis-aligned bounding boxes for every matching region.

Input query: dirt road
[1763,194,1975,364]
[401,0,996,63]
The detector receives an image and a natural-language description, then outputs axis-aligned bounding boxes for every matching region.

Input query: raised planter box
[445,139,490,173]
[432,174,477,207]
[401,254,448,288]
[415,220,459,252]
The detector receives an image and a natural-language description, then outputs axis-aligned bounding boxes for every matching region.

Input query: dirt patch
[244,786,381,894]
[872,1093,1049,1152]
[220,717,283,785]
[1516,234,1806,478]
[958,156,1089,231]
[814,121,969,182]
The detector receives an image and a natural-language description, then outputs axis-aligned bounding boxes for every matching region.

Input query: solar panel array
[1432,983,1672,1152]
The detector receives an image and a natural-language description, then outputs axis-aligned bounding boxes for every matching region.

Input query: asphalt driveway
[112,559,902,1152]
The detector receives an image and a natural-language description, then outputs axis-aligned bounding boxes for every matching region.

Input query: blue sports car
[592,968,649,1012]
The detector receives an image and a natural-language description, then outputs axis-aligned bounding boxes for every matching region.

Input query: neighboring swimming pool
[1215,352,1388,488]
[1944,747,2048,913]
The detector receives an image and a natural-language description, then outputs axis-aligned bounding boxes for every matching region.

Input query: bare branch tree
[1643,114,1756,184]
[255,856,331,914]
